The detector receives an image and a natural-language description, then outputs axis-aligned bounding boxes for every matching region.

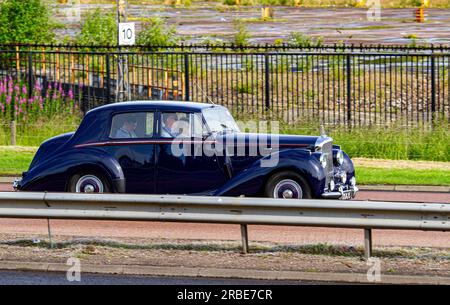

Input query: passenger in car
[115,116,138,138]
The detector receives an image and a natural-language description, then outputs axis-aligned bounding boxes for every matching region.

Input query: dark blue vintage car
[14,101,358,199]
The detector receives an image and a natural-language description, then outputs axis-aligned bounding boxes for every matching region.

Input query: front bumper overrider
[321,185,359,200]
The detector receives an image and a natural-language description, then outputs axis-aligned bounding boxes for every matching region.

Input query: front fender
[20,148,125,192]
[214,149,326,198]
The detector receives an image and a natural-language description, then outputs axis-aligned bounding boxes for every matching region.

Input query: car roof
[87,100,219,115]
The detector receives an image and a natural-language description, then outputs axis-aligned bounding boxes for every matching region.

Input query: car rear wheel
[68,173,110,193]
[264,171,312,199]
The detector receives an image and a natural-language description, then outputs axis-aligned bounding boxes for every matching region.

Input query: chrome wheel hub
[273,179,303,199]
[282,189,294,199]
[75,175,104,193]
[84,184,95,193]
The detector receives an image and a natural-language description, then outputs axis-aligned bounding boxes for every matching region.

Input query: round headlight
[335,150,344,166]
[319,154,327,168]
[329,180,335,191]
[340,171,347,183]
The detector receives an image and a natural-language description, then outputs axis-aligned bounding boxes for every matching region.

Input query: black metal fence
[0,44,449,126]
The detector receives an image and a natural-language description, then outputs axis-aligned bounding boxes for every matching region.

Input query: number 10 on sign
[118,23,135,46]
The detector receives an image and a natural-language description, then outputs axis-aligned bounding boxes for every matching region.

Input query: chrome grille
[322,140,333,186]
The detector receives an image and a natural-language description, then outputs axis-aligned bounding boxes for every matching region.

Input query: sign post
[115,0,135,102]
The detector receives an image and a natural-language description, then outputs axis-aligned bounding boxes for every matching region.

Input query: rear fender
[20,148,124,192]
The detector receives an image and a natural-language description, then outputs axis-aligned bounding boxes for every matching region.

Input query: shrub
[287,32,324,47]
[136,16,179,46]
[75,8,117,46]
[233,22,252,46]
[0,0,57,44]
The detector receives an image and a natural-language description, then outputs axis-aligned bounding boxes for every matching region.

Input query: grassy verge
[278,120,450,162]
[356,167,450,186]
[1,146,449,185]
[0,147,37,176]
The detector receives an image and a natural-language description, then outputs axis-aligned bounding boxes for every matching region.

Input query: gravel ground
[0,234,448,278]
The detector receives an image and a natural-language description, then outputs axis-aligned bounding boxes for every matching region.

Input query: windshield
[202,107,240,133]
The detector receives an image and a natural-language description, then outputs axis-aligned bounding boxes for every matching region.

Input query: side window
[110,112,154,139]
[161,112,191,138]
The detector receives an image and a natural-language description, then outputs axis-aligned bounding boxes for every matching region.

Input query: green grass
[356,167,450,186]
[0,147,37,175]
[277,120,450,162]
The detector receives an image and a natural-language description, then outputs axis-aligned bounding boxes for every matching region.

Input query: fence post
[364,228,372,260]
[15,46,20,78]
[264,53,270,111]
[27,52,33,99]
[430,55,436,127]
[346,54,352,127]
[105,53,111,104]
[10,121,16,146]
[240,224,249,254]
[184,53,190,101]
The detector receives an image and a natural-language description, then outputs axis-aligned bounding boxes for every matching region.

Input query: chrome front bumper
[322,185,358,200]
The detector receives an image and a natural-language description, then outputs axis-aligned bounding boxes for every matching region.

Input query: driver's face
[166,117,176,128]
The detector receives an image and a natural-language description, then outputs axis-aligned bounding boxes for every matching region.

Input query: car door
[155,111,227,195]
[106,111,156,194]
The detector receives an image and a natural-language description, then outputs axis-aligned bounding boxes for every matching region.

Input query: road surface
[0,270,327,285]
[0,183,448,247]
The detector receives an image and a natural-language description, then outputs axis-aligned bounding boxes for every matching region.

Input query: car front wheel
[264,171,312,199]
[68,173,110,193]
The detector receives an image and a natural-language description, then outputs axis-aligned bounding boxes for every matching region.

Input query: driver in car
[161,113,181,138]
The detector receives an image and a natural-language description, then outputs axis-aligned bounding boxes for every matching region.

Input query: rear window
[110,112,154,139]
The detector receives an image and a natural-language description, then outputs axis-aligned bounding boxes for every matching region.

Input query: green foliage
[136,16,179,46]
[278,120,450,162]
[287,32,324,47]
[223,0,237,5]
[233,22,251,47]
[0,0,57,44]
[75,8,117,46]
[234,83,255,94]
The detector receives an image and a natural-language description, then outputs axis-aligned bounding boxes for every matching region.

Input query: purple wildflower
[68,89,74,100]
[22,85,27,94]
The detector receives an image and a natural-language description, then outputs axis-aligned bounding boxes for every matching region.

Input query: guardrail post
[47,219,54,249]
[364,228,372,260]
[10,120,16,146]
[240,224,249,254]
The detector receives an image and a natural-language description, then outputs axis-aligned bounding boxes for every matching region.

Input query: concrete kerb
[0,260,448,285]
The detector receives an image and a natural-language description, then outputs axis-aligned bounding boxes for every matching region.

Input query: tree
[136,17,179,46]
[0,0,57,44]
[75,8,117,46]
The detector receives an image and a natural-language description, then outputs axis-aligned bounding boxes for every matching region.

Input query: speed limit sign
[118,22,136,46]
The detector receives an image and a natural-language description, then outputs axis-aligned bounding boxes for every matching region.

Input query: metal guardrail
[0,192,448,258]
